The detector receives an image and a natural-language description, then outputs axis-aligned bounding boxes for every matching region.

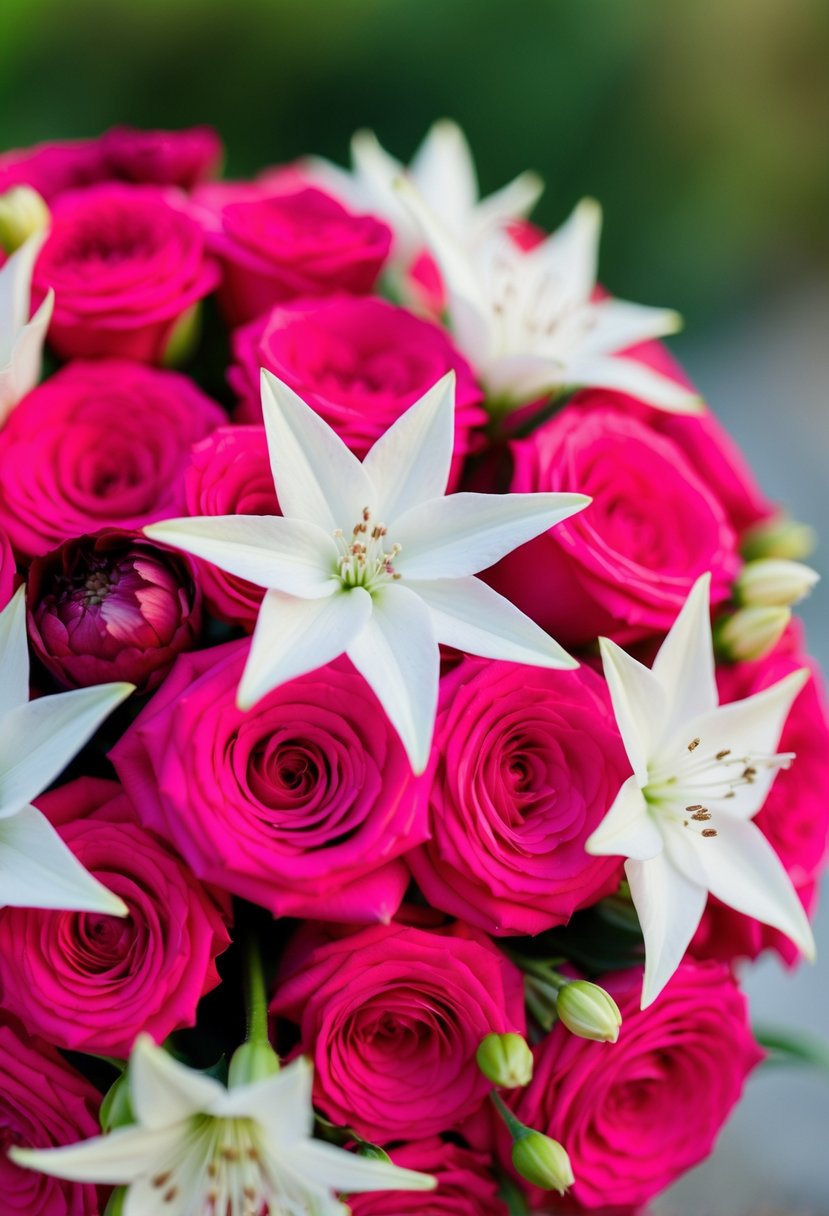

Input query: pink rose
[0,360,224,558]
[350,1137,507,1216]
[272,922,525,1142]
[0,528,14,609]
[184,426,277,627]
[0,1020,103,1214]
[691,625,829,965]
[206,186,391,325]
[26,530,202,693]
[510,962,762,1211]
[34,184,219,361]
[112,641,427,922]
[409,659,627,935]
[0,778,229,1057]
[0,126,222,199]
[488,404,739,647]
[229,295,485,476]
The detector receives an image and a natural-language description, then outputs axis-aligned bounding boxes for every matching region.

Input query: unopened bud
[741,516,817,563]
[357,1143,392,1164]
[512,1130,574,1194]
[555,980,622,1043]
[99,1071,134,1132]
[715,605,791,662]
[0,185,50,253]
[104,1189,127,1216]
[736,559,819,608]
[476,1032,534,1088]
[228,1039,280,1088]
[162,301,202,367]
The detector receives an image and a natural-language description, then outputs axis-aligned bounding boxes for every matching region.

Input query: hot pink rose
[26,530,202,693]
[229,296,485,477]
[34,184,219,361]
[0,126,222,199]
[0,778,229,1057]
[350,1138,507,1216]
[691,626,829,965]
[206,186,391,325]
[409,659,627,935]
[272,922,525,1143]
[509,962,762,1211]
[0,1020,103,1214]
[487,404,739,647]
[112,641,427,922]
[0,528,14,609]
[0,360,224,558]
[184,426,277,627]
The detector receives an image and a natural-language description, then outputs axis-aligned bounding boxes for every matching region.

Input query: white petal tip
[105,893,131,918]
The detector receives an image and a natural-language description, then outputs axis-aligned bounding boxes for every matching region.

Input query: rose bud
[476,1033,534,1089]
[27,529,202,694]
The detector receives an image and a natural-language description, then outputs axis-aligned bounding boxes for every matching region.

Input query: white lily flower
[308,118,543,267]
[586,572,815,1007]
[146,371,586,773]
[0,231,54,425]
[0,586,131,914]
[397,183,702,414]
[11,1035,436,1216]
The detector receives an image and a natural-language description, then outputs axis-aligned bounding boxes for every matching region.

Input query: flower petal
[0,289,54,424]
[651,572,718,730]
[260,371,372,532]
[393,491,590,580]
[290,1139,436,1195]
[575,297,682,359]
[667,816,816,961]
[362,373,455,521]
[130,1034,226,1129]
[585,775,663,860]
[565,354,704,413]
[10,1126,178,1185]
[532,197,601,309]
[599,637,668,785]
[626,852,708,1008]
[0,804,128,915]
[409,119,477,225]
[237,588,372,710]
[144,515,339,598]
[474,170,544,233]
[346,583,439,774]
[0,682,133,820]
[412,575,577,668]
[0,231,46,339]
[0,586,30,718]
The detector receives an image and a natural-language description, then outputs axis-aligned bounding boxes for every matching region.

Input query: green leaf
[755,1025,829,1072]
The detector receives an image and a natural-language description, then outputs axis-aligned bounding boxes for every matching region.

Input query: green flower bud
[99,1070,134,1132]
[715,605,791,662]
[162,301,202,367]
[476,1032,534,1088]
[228,1039,280,1088]
[512,1130,574,1194]
[104,1189,127,1216]
[741,516,817,563]
[736,559,819,608]
[0,185,49,254]
[357,1142,393,1164]
[555,980,622,1043]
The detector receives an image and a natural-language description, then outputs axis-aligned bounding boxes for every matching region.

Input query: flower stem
[490,1091,530,1142]
[244,935,270,1046]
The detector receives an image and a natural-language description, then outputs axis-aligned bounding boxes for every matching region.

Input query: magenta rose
[509,962,762,1211]
[691,625,829,965]
[0,777,229,1057]
[487,404,739,647]
[0,528,14,610]
[0,1020,103,1214]
[350,1138,507,1216]
[229,295,485,476]
[184,426,277,627]
[272,922,525,1142]
[112,641,427,922]
[0,360,224,558]
[34,184,219,361]
[409,659,627,935]
[206,186,391,325]
[26,530,202,693]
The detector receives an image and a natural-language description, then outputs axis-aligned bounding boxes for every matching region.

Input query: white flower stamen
[333,507,402,591]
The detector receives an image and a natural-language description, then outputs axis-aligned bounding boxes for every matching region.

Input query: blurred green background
[1,0,828,331]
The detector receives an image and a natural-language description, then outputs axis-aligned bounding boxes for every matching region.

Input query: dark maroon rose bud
[27,530,202,694]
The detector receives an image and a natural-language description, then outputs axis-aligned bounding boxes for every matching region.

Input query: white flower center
[334,506,402,593]
[643,735,795,839]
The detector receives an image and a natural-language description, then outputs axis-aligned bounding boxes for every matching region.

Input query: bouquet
[0,120,825,1216]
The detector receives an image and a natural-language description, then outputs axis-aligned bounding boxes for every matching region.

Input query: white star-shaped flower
[586,572,815,1007]
[0,587,131,914]
[308,118,543,268]
[0,231,54,425]
[398,184,702,414]
[11,1035,436,1216]
[146,371,586,772]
